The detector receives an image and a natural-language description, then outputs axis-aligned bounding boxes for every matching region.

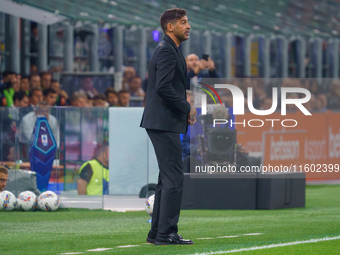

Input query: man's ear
[167,22,174,32]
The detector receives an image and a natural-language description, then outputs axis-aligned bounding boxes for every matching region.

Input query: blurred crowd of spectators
[0,67,145,109]
[1,52,340,162]
[0,66,145,162]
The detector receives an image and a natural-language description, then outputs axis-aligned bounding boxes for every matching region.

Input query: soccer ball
[17,191,37,211]
[0,191,17,211]
[37,191,60,211]
[145,194,155,216]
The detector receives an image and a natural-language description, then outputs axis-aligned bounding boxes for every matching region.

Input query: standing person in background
[50,80,69,106]
[140,8,196,245]
[185,54,219,89]
[18,101,59,147]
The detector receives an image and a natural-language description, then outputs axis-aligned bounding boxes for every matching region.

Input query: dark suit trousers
[146,129,184,234]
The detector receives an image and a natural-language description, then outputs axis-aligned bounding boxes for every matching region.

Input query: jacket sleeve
[155,47,191,114]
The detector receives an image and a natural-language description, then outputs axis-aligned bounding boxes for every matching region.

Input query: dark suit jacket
[140,35,191,134]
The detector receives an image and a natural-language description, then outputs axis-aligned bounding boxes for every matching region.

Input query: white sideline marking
[117,245,140,248]
[58,253,83,255]
[87,248,113,252]
[58,232,265,254]
[189,235,340,255]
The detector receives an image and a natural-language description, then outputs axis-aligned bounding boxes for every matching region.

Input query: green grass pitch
[1,184,339,255]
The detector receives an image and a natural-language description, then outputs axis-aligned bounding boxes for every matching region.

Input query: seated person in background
[12,91,30,108]
[40,71,52,90]
[117,89,130,107]
[0,166,9,192]
[18,101,59,147]
[0,71,16,106]
[29,87,43,107]
[20,76,30,95]
[1,92,30,148]
[105,88,118,107]
[128,76,145,97]
[2,74,20,107]
[4,143,16,162]
[122,66,136,89]
[78,76,98,99]
[77,144,109,195]
[43,88,58,106]
[92,94,108,107]
[128,76,145,107]
[21,87,43,116]
[70,91,88,107]
[29,73,41,89]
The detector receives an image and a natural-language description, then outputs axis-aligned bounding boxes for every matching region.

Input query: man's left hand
[188,105,197,125]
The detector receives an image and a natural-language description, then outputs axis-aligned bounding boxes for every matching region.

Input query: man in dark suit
[140,8,197,245]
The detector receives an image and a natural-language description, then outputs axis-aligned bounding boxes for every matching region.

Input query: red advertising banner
[236,111,340,180]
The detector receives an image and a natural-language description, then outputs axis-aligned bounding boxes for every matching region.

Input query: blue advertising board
[29,117,57,192]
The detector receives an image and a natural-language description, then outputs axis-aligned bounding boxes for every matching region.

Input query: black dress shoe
[155,232,194,245]
[146,230,157,244]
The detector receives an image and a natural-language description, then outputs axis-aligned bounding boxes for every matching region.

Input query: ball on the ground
[145,194,155,216]
[37,191,60,211]
[17,191,37,211]
[0,191,17,211]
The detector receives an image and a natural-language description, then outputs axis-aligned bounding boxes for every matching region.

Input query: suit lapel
[178,49,187,82]
[164,35,187,88]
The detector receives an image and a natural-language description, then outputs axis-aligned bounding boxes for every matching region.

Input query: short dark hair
[105,87,118,97]
[93,93,106,101]
[0,166,8,175]
[40,71,52,77]
[13,91,28,102]
[29,73,40,80]
[160,8,187,33]
[29,87,42,98]
[131,76,142,81]
[2,70,17,78]
[43,88,57,97]
[118,89,129,95]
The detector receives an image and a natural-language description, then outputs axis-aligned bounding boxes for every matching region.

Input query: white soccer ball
[37,191,60,211]
[0,191,17,211]
[145,194,155,216]
[17,191,37,211]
